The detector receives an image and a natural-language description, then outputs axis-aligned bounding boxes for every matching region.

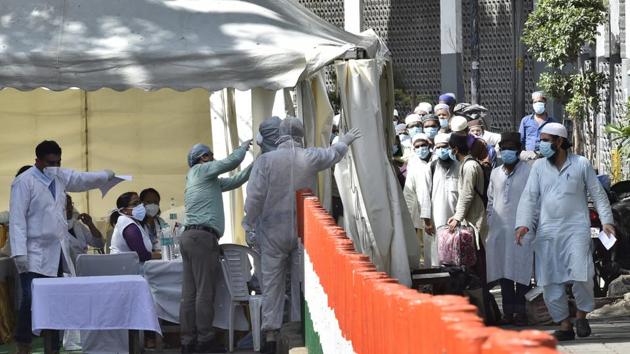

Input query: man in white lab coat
[10,140,115,353]
[419,133,459,266]
[515,124,615,341]
[485,132,532,326]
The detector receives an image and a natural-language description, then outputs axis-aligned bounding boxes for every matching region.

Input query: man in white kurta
[515,124,614,341]
[485,132,532,325]
[403,133,433,267]
[419,133,459,266]
[10,140,114,352]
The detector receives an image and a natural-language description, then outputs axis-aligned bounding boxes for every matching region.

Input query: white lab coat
[10,167,110,277]
[65,216,105,263]
[403,156,430,229]
[485,162,533,285]
[515,154,613,286]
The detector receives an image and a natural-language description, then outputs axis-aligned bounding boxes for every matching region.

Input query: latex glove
[14,255,28,273]
[245,230,257,248]
[515,226,529,246]
[339,128,362,146]
[104,169,115,180]
[240,139,253,151]
[519,150,538,161]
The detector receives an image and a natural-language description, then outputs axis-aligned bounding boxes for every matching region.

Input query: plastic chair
[76,252,140,276]
[219,243,263,352]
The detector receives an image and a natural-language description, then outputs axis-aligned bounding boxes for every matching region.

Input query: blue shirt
[518,114,556,152]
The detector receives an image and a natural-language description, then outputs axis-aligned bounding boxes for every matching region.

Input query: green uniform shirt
[184,146,252,236]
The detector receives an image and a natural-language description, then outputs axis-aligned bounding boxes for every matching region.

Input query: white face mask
[145,203,160,218]
[44,166,60,178]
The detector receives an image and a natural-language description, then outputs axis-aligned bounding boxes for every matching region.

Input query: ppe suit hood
[187,143,212,167]
[277,117,305,145]
[259,116,282,153]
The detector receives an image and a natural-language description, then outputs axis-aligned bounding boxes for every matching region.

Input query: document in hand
[598,231,617,250]
[99,175,133,197]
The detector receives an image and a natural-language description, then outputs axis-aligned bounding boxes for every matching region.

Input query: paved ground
[553,317,630,354]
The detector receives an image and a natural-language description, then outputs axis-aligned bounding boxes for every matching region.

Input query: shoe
[16,342,32,354]
[181,343,195,354]
[552,328,576,341]
[195,339,226,353]
[261,340,277,354]
[513,313,528,326]
[575,318,592,338]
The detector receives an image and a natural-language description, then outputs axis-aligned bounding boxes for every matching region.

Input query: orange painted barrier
[297,190,559,353]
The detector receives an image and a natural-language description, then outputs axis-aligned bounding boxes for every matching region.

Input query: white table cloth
[31,275,161,334]
[143,260,249,331]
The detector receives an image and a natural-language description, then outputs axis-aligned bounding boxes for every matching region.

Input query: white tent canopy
[0,0,385,91]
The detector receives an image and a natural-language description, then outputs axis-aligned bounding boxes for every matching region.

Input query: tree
[521,0,606,156]
[605,98,630,182]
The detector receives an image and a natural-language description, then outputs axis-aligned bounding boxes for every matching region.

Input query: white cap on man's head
[393,109,399,117]
[450,116,468,132]
[395,123,408,134]
[412,133,429,144]
[540,122,568,138]
[434,133,450,145]
[414,102,433,115]
[532,91,546,100]
[405,114,422,126]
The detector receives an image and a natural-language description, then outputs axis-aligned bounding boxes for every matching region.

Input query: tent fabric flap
[0,0,387,92]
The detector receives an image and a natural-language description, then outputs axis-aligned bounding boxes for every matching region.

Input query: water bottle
[161,227,171,261]
[167,198,178,260]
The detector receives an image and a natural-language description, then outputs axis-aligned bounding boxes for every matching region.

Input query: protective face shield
[539,141,556,158]
[415,146,430,159]
[501,149,519,164]
[131,204,147,221]
[44,166,60,178]
[424,127,438,139]
[533,102,546,115]
[436,147,451,161]
[407,126,422,137]
[145,203,160,218]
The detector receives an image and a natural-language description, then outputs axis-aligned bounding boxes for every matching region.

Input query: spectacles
[44,159,61,166]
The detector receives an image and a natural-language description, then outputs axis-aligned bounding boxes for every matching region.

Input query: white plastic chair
[76,252,140,276]
[219,243,262,352]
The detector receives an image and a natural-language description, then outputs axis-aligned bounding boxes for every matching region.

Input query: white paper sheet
[99,175,132,197]
[598,231,617,250]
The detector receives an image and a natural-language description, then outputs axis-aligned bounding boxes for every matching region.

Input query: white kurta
[515,154,613,286]
[10,167,110,277]
[403,156,430,229]
[485,162,533,285]
[418,159,459,266]
[420,159,460,228]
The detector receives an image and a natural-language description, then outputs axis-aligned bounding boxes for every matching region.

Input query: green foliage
[522,0,606,122]
[605,98,630,157]
[522,0,606,69]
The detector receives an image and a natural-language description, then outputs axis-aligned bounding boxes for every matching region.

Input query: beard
[438,157,452,167]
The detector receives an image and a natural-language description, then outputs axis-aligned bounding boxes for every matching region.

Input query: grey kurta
[485,162,533,285]
[515,154,613,286]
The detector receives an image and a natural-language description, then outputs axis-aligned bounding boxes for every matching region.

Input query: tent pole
[82,90,90,214]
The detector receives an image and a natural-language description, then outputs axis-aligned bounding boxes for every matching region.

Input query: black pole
[471,0,480,105]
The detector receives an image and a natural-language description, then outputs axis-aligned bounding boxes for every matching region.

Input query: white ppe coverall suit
[515,154,613,322]
[243,118,354,333]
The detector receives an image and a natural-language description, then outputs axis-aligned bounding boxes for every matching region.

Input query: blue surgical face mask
[439,118,449,128]
[449,149,458,161]
[131,204,147,221]
[424,127,438,139]
[392,144,400,155]
[436,147,451,161]
[533,102,546,115]
[539,141,556,158]
[501,149,519,164]
[416,146,430,159]
[408,126,422,137]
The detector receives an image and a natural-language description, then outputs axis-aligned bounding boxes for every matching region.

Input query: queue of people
[400,91,616,341]
[2,88,617,353]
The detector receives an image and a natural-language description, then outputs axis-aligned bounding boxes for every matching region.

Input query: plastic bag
[436,225,477,267]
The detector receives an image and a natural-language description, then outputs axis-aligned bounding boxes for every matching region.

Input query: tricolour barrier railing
[297,190,559,354]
